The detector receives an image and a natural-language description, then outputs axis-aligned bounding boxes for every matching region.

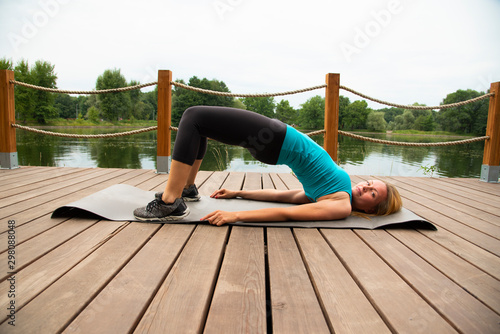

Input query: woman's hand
[210,188,238,199]
[202,210,238,226]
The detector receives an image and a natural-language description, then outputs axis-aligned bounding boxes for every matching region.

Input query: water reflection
[15,128,484,177]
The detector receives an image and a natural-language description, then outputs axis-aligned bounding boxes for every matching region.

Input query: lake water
[14,127,485,178]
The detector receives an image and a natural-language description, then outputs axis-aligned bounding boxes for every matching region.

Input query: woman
[134,106,402,225]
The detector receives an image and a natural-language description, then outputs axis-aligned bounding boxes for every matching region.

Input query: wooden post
[481,81,500,182]
[156,70,172,174]
[0,70,18,169]
[324,73,340,162]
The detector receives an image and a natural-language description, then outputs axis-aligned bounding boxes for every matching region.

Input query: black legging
[172,106,287,166]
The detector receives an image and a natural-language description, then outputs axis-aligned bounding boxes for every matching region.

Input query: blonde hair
[374,182,402,216]
[351,182,402,218]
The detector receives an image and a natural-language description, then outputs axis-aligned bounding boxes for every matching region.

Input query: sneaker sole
[182,195,201,202]
[135,207,191,222]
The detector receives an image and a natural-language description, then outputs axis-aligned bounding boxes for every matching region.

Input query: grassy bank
[20,118,158,127]
[351,129,475,137]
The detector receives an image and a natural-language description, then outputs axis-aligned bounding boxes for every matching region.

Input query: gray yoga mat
[51,184,436,230]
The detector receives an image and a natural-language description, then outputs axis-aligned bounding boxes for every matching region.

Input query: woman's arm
[202,195,352,226]
[211,188,310,204]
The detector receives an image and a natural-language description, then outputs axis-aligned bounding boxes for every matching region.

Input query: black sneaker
[155,184,201,203]
[133,198,190,222]
[181,184,201,202]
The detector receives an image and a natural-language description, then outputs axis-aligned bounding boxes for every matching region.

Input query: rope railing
[11,123,489,147]
[10,78,493,110]
[11,123,158,138]
[9,80,157,94]
[338,130,489,146]
[170,81,327,97]
[8,78,493,147]
[339,86,494,110]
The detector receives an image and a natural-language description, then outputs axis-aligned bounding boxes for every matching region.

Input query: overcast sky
[1,0,499,109]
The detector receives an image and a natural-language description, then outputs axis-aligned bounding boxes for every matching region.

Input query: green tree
[366,111,387,131]
[338,95,351,130]
[13,60,33,123]
[0,57,13,70]
[96,69,131,121]
[343,100,371,130]
[240,96,276,118]
[172,77,234,126]
[128,79,142,119]
[54,94,77,119]
[436,89,489,134]
[86,106,100,123]
[378,107,404,123]
[402,110,415,129]
[275,99,296,124]
[142,88,158,120]
[413,114,435,131]
[298,95,325,129]
[12,60,58,124]
[30,60,58,123]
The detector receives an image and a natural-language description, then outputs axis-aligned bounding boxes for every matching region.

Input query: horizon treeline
[0,58,491,135]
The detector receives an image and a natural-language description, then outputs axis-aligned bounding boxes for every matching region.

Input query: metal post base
[156,155,171,174]
[480,164,499,183]
[0,152,19,169]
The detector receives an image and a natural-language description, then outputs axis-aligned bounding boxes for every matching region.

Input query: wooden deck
[0,166,499,333]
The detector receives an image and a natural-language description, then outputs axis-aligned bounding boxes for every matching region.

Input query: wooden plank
[0,168,130,222]
[0,223,159,333]
[0,214,65,250]
[243,172,262,190]
[0,166,79,191]
[267,227,330,334]
[0,217,100,280]
[357,229,500,333]
[0,220,127,310]
[0,170,154,248]
[262,173,274,189]
[398,195,500,257]
[0,165,46,178]
[388,229,500,313]
[204,227,267,334]
[276,172,302,190]
[0,168,141,228]
[420,224,500,280]
[294,228,391,334]
[222,171,246,190]
[199,171,228,195]
[134,224,229,333]
[446,177,500,196]
[428,178,500,209]
[383,176,500,239]
[0,167,113,208]
[268,173,288,190]
[389,177,500,223]
[121,169,162,189]
[321,229,457,333]
[64,224,196,334]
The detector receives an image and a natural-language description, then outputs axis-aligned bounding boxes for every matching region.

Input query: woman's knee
[180,106,207,123]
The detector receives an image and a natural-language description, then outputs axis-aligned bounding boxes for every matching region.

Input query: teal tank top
[277,125,352,202]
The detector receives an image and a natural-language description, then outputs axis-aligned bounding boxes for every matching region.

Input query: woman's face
[352,180,388,213]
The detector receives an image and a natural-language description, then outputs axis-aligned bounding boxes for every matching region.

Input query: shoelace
[146,199,163,212]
